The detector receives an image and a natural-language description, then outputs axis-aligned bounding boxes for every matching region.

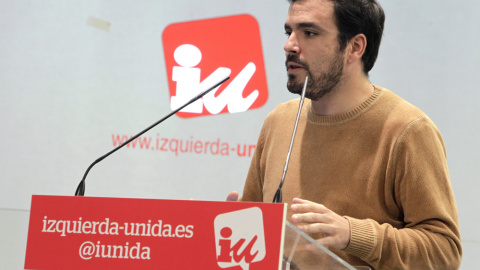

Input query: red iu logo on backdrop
[162,14,269,118]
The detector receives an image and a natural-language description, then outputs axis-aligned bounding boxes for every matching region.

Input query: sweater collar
[306,85,384,125]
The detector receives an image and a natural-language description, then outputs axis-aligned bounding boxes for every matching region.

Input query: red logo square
[162,14,269,118]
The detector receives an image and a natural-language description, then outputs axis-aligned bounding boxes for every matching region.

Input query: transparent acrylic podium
[282,222,371,270]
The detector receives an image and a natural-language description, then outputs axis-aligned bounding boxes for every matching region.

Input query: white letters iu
[170,44,259,114]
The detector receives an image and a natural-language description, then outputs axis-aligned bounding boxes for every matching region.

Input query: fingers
[290,198,351,250]
[293,221,337,235]
[292,213,334,228]
[292,212,338,238]
[291,198,329,214]
[292,213,350,249]
[226,191,239,202]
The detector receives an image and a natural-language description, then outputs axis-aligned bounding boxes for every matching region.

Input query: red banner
[25,195,286,270]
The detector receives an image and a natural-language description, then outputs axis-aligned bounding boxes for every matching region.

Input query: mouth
[286,62,305,74]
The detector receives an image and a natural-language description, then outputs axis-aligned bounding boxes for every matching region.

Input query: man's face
[284,0,345,100]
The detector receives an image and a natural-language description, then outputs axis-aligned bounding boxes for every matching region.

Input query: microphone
[272,76,308,203]
[74,76,230,196]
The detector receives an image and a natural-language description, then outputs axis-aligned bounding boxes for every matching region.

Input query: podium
[282,221,369,270]
[25,195,365,269]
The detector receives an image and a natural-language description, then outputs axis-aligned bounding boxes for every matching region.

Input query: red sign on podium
[25,195,286,269]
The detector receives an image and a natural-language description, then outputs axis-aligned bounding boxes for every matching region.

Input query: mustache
[285,54,308,68]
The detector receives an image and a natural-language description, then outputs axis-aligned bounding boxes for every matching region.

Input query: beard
[286,52,344,100]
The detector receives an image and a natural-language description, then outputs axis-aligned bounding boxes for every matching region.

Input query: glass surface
[282,222,370,270]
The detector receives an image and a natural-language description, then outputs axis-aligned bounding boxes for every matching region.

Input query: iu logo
[162,14,269,118]
[214,207,266,270]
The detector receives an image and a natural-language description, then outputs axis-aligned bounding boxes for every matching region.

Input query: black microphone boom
[74,76,230,196]
[272,76,308,203]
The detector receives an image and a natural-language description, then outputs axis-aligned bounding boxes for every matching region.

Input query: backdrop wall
[1,0,478,268]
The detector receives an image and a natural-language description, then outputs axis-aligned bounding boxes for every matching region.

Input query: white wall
[0,0,478,268]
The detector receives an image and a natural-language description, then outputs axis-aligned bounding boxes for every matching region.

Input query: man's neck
[310,76,374,116]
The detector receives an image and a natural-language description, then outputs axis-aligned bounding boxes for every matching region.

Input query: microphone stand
[75,76,230,196]
[272,76,308,203]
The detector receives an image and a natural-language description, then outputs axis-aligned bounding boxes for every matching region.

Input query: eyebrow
[284,22,324,32]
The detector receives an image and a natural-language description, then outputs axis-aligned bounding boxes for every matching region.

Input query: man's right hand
[226,191,239,202]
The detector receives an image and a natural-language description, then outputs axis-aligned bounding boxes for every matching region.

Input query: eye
[304,30,316,37]
[285,31,292,37]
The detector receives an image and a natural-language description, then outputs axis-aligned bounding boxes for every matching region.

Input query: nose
[284,33,300,54]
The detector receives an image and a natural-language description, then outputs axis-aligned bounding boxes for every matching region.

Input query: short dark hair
[288,0,385,74]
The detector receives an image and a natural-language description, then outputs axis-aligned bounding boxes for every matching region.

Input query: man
[228,0,462,269]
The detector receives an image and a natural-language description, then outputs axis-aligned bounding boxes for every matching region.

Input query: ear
[346,34,367,64]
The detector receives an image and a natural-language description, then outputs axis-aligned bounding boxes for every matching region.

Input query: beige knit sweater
[240,86,462,269]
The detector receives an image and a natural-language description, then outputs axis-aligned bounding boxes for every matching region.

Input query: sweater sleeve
[344,116,462,269]
[240,122,267,203]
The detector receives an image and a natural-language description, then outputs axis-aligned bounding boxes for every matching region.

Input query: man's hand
[226,191,239,202]
[291,198,351,250]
